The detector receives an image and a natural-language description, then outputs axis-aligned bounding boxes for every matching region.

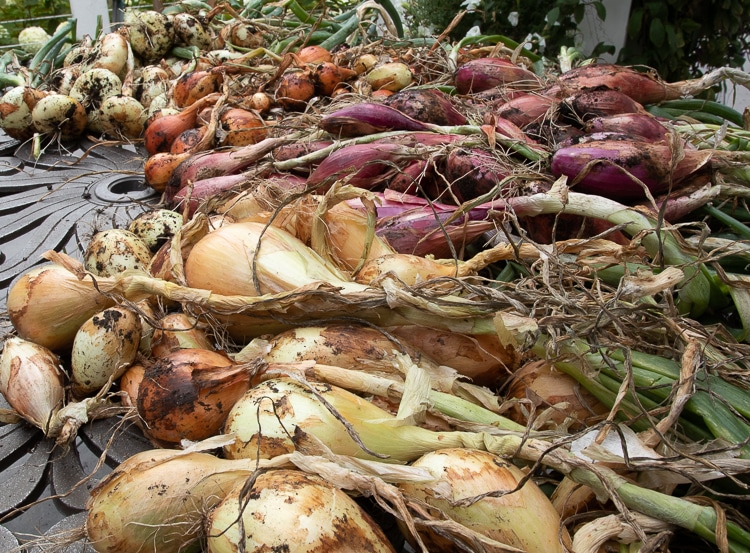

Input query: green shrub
[0,0,71,47]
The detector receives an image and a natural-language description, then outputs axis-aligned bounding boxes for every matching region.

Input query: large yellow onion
[149,312,215,358]
[70,306,142,398]
[136,348,258,447]
[184,221,366,296]
[398,448,569,553]
[7,263,114,351]
[206,469,396,553]
[0,337,65,434]
[85,448,284,553]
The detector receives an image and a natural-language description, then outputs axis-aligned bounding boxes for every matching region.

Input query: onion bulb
[505,359,608,430]
[365,62,413,92]
[90,31,129,76]
[84,228,152,277]
[223,377,469,462]
[0,337,65,434]
[85,448,282,553]
[275,70,316,111]
[31,94,87,140]
[172,12,212,50]
[128,209,184,253]
[70,306,142,398]
[0,86,47,140]
[125,9,175,61]
[136,348,259,447]
[295,44,333,64]
[99,95,147,139]
[206,469,396,553]
[398,448,568,553]
[7,263,115,351]
[149,312,214,358]
[219,107,269,147]
[184,221,367,296]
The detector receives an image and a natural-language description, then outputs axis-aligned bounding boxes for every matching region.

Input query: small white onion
[31,94,88,140]
[128,208,184,253]
[99,94,147,139]
[84,228,153,277]
[125,9,175,61]
[70,305,142,398]
[90,31,130,76]
[172,12,212,50]
[70,67,122,110]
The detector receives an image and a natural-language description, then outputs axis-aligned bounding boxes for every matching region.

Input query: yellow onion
[136,348,259,447]
[398,448,569,553]
[184,221,367,296]
[7,263,115,351]
[84,228,153,277]
[137,65,171,110]
[144,151,191,192]
[218,21,264,49]
[128,208,184,253]
[365,62,413,92]
[313,62,357,97]
[0,337,65,434]
[355,252,459,285]
[149,312,215,358]
[169,126,207,153]
[85,448,287,553]
[296,45,333,64]
[206,469,396,553]
[143,92,219,156]
[173,69,223,108]
[70,305,142,398]
[223,377,469,462]
[388,325,516,389]
[352,53,378,75]
[119,362,145,409]
[275,69,316,111]
[219,107,269,147]
[505,359,608,430]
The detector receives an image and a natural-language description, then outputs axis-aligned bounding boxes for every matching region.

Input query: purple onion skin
[319,103,432,137]
[454,57,541,94]
[306,143,416,190]
[444,148,512,203]
[382,88,467,126]
[551,139,708,201]
[562,88,647,122]
[584,113,669,142]
[376,209,495,257]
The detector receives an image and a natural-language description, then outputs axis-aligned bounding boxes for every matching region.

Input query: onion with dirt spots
[206,469,396,553]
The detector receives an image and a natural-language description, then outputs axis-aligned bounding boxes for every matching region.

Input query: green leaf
[649,17,665,47]
[593,1,607,21]
[546,7,560,27]
[627,8,643,38]
[573,4,586,24]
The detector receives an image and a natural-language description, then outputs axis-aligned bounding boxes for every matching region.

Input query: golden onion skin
[398,448,569,553]
[207,469,396,553]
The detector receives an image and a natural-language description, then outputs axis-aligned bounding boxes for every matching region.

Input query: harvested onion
[7,263,114,351]
[70,305,142,398]
[84,228,153,277]
[136,348,258,447]
[207,469,396,553]
[398,448,568,553]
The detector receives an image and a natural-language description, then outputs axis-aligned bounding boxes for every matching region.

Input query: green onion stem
[699,204,750,240]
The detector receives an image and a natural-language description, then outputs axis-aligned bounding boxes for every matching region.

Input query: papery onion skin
[207,469,396,553]
[0,337,65,433]
[398,448,569,553]
[136,348,257,447]
[7,263,115,351]
[70,306,142,398]
[150,312,215,358]
[128,208,184,254]
[85,449,250,553]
